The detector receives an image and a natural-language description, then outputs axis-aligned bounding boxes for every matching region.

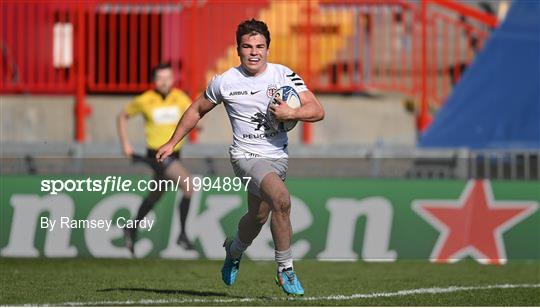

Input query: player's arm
[269,90,324,122]
[156,96,216,162]
[116,110,134,157]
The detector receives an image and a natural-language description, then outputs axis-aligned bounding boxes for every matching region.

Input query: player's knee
[272,191,291,215]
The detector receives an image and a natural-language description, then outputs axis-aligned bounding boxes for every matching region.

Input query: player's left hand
[269,98,295,121]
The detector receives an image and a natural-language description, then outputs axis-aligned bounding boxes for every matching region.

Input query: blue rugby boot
[275,267,304,296]
[221,237,242,286]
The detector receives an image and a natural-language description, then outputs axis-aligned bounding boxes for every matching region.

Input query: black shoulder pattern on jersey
[286,71,304,86]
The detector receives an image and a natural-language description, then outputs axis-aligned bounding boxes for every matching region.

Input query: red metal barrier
[315,0,496,132]
[1,1,77,93]
[75,1,90,143]
[0,0,498,142]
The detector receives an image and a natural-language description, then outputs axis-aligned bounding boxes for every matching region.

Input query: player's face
[237,33,269,76]
[154,68,174,95]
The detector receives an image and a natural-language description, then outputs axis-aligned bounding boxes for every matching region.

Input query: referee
[117,63,195,255]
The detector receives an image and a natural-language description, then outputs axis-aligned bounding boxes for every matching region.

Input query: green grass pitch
[1,258,538,306]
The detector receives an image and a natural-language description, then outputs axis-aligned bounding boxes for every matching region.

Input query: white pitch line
[18,283,540,306]
[299,283,540,301]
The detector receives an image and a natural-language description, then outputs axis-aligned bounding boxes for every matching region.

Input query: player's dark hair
[151,62,172,81]
[236,19,271,48]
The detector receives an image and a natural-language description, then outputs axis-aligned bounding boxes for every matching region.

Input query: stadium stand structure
[3,0,536,180]
[419,0,539,150]
[1,0,499,143]
[206,0,356,84]
[413,0,539,180]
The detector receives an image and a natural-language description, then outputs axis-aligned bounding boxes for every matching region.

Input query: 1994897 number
[183,176,251,192]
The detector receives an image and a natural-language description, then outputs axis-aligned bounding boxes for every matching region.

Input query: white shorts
[229,146,288,197]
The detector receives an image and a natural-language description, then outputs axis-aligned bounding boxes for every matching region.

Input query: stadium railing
[2,143,538,181]
[1,0,498,142]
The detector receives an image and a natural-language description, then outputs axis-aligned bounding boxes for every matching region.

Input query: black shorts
[146,148,181,176]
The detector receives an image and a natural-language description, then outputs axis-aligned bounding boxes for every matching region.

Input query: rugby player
[156,20,324,295]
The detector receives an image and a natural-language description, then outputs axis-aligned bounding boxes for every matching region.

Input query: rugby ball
[268,86,301,132]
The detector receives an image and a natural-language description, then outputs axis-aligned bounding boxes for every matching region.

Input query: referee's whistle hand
[156,143,173,162]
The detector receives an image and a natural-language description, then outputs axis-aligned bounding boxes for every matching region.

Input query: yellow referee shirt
[124,88,192,151]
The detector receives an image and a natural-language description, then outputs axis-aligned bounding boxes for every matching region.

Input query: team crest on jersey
[266,84,278,98]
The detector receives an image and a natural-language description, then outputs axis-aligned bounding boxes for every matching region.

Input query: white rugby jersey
[205,63,308,158]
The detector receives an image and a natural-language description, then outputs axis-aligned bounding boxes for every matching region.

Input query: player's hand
[122,143,134,158]
[268,98,295,121]
[156,142,174,163]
